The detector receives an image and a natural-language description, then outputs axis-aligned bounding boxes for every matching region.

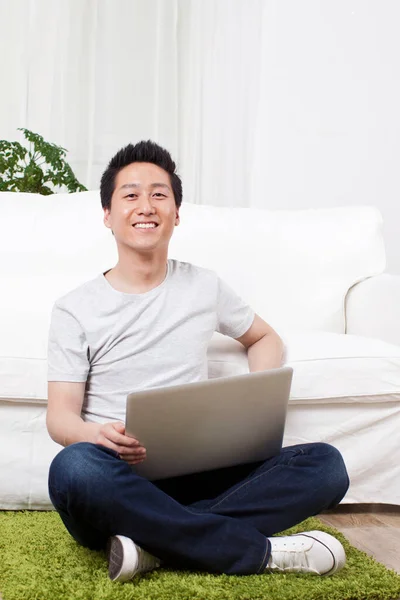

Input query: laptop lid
[126,366,293,480]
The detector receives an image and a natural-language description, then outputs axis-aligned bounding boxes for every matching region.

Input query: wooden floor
[318,504,400,573]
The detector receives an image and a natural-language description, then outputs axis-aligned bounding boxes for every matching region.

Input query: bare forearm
[247,333,285,372]
[47,410,101,447]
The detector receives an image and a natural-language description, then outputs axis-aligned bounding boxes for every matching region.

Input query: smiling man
[46,140,349,583]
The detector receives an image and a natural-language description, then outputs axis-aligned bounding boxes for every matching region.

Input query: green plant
[0,128,87,194]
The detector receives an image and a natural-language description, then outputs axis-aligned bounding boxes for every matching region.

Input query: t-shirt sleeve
[215,276,255,339]
[47,301,90,382]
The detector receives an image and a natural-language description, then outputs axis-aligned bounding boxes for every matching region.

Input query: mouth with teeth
[132,222,159,231]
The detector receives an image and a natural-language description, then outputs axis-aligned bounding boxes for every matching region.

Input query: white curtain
[177,0,265,206]
[0,0,179,190]
[0,0,266,202]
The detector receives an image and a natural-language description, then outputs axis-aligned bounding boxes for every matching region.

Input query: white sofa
[2,191,400,509]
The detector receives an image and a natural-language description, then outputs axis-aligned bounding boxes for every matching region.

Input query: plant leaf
[0,128,87,194]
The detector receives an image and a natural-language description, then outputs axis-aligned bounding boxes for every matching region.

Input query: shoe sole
[107,535,138,582]
[296,531,346,576]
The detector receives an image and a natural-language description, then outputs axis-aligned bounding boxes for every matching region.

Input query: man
[47,140,349,583]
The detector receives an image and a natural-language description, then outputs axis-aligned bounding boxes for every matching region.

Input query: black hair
[100,140,182,211]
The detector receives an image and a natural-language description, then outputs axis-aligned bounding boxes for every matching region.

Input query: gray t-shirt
[47,259,255,424]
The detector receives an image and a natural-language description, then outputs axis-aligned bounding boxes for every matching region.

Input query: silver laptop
[126,366,293,480]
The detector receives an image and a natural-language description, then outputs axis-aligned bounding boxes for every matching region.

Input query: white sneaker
[107,535,161,582]
[265,530,346,576]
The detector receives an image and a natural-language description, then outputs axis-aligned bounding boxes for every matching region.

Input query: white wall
[252,1,400,275]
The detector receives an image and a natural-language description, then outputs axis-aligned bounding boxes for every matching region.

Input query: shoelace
[268,539,315,572]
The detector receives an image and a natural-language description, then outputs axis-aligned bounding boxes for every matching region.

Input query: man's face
[103,162,180,253]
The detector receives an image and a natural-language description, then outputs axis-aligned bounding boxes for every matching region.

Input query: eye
[153,193,166,198]
[125,193,137,199]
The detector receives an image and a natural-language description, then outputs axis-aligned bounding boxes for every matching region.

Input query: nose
[136,194,156,215]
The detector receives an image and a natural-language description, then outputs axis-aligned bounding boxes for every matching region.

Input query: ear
[175,209,180,226]
[103,208,112,230]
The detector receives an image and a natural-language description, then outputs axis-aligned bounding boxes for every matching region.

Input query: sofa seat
[2,330,399,509]
[209,331,400,405]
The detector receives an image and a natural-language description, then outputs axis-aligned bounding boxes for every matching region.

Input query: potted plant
[0,128,87,194]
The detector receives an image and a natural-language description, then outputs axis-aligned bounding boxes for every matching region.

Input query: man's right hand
[95,421,146,465]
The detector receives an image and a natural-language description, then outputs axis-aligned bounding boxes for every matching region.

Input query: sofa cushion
[2,191,116,277]
[169,202,386,333]
[207,331,400,405]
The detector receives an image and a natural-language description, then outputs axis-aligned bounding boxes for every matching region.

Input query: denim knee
[311,442,349,502]
[49,442,104,498]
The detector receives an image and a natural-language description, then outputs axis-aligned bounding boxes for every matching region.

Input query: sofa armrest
[345,273,400,347]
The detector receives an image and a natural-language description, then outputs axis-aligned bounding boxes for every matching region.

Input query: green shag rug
[0,512,400,600]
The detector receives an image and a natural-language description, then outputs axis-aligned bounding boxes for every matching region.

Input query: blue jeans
[48,442,349,575]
